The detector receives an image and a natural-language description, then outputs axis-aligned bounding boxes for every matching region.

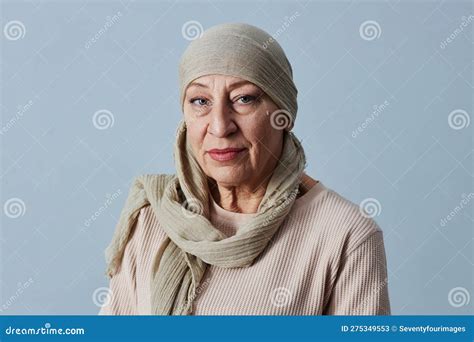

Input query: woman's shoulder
[293,181,383,256]
[117,173,174,250]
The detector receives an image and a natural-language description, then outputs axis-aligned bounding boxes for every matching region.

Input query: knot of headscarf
[104,23,307,315]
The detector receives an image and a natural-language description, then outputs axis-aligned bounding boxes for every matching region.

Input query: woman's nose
[207,100,237,137]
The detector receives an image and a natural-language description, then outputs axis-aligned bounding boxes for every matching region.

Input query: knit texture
[99,182,391,315]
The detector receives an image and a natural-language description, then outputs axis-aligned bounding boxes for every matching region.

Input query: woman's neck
[210,173,318,214]
[210,179,269,214]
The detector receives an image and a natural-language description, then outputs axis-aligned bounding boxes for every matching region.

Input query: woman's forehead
[188,75,258,89]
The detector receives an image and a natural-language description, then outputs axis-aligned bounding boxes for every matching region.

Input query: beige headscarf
[104,23,307,315]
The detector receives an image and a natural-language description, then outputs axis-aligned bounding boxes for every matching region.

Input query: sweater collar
[209,181,327,230]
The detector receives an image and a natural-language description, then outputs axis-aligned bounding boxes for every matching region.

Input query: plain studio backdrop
[0,0,472,315]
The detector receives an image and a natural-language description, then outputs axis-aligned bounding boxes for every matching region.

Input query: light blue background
[1,0,472,315]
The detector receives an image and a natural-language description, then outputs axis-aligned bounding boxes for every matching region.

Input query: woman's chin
[207,169,248,187]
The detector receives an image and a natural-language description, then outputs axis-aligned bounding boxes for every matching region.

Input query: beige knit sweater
[99,181,391,315]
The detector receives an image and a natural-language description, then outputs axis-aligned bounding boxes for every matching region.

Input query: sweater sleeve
[98,219,139,315]
[324,230,391,315]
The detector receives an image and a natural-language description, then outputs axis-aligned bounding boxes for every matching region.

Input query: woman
[99,23,390,315]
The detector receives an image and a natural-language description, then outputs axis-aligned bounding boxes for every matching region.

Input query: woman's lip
[208,148,245,153]
[207,148,246,161]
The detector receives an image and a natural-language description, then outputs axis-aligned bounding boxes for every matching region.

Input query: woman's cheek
[188,122,208,154]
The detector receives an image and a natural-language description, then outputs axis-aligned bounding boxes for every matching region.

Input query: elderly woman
[100,23,390,315]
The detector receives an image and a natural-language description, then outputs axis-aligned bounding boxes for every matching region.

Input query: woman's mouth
[207,148,246,162]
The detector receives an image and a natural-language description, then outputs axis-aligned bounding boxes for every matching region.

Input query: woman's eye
[237,95,255,104]
[191,98,209,106]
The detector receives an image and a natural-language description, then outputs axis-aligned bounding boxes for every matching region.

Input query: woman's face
[183,74,284,190]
